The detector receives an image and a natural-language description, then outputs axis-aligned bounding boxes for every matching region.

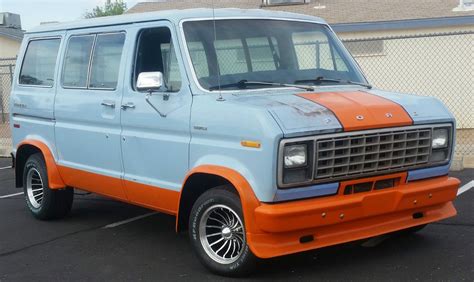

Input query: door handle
[121,102,136,110]
[101,101,116,108]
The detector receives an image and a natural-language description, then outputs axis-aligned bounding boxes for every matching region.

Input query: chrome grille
[315,127,432,181]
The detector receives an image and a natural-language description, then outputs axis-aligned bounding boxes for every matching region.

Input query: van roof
[27,8,326,34]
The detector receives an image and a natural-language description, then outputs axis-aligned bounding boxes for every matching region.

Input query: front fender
[190,151,277,202]
[179,164,262,234]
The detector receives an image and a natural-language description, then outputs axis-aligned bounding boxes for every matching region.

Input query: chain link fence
[342,31,473,162]
[0,57,15,156]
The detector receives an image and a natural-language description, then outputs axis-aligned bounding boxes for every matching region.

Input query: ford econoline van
[10,9,460,276]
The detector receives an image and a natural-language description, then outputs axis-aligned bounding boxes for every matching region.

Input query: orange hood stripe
[297,91,413,131]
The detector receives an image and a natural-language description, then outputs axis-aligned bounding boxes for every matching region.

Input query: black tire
[189,186,257,277]
[23,153,73,220]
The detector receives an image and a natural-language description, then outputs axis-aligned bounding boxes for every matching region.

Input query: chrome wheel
[26,168,44,209]
[199,204,245,265]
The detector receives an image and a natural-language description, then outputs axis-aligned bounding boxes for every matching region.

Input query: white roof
[27,8,326,34]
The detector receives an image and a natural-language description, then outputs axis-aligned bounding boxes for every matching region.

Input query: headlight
[429,126,451,163]
[284,144,307,168]
[432,128,448,149]
[280,141,314,187]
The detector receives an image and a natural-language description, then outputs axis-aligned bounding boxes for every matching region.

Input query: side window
[89,33,125,89]
[19,38,61,87]
[134,27,181,92]
[62,35,94,88]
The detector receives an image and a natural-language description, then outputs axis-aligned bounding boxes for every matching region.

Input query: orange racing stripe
[297,91,413,131]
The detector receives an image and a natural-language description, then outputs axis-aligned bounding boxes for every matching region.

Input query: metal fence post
[0,82,3,123]
[8,64,13,84]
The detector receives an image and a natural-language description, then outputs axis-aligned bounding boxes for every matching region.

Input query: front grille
[314,127,432,182]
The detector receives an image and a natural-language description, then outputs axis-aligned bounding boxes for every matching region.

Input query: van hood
[233,89,453,137]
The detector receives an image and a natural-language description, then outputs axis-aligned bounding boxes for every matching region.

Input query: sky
[0,0,139,31]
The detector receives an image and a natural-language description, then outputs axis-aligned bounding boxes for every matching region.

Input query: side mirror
[137,72,163,92]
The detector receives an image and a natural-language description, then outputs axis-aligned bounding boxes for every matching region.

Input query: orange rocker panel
[18,140,460,259]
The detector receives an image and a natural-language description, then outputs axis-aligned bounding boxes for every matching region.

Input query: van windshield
[183,19,366,91]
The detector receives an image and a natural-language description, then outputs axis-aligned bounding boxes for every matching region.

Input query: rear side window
[62,35,95,88]
[19,38,61,87]
[62,33,125,90]
[89,33,125,89]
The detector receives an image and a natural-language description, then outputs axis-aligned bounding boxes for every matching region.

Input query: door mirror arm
[146,89,171,101]
[145,92,167,118]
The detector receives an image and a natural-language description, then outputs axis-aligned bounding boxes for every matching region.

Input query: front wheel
[23,153,74,220]
[189,187,257,276]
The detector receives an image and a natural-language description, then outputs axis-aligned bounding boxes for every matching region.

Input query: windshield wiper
[295,76,372,89]
[209,80,314,92]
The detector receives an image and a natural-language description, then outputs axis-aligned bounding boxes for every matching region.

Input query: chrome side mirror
[137,72,163,92]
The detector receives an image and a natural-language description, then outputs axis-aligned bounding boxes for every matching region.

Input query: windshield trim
[178,17,369,94]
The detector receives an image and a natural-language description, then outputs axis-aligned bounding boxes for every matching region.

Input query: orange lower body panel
[57,165,180,215]
[58,165,127,201]
[248,176,459,258]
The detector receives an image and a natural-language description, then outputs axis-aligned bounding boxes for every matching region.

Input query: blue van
[10,9,460,276]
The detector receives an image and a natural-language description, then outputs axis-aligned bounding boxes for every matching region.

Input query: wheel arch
[15,140,65,189]
[176,165,261,234]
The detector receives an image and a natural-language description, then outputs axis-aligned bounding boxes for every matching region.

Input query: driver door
[120,22,192,212]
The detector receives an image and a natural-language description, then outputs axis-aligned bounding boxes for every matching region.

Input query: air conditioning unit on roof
[0,13,22,29]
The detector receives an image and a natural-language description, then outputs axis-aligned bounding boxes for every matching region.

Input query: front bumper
[247,176,459,258]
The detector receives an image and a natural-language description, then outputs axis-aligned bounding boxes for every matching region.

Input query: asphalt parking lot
[0,157,472,281]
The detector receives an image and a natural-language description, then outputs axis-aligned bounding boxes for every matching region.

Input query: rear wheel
[189,187,257,276]
[23,153,73,220]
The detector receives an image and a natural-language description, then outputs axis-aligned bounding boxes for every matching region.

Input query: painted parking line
[103,212,158,229]
[0,192,24,199]
[0,166,12,170]
[458,180,474,196]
